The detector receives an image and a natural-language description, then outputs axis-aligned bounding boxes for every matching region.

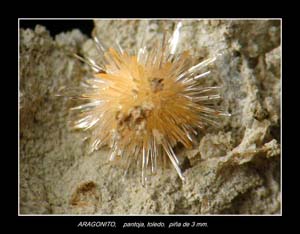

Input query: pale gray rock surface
[19,20,281,214]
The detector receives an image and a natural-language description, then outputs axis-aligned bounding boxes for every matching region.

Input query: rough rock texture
[19,20,281,214]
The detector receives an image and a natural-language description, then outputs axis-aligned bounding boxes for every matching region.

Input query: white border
[18,18,282,217]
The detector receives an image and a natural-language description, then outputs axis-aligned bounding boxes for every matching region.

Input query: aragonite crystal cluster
[66,22,229,184]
